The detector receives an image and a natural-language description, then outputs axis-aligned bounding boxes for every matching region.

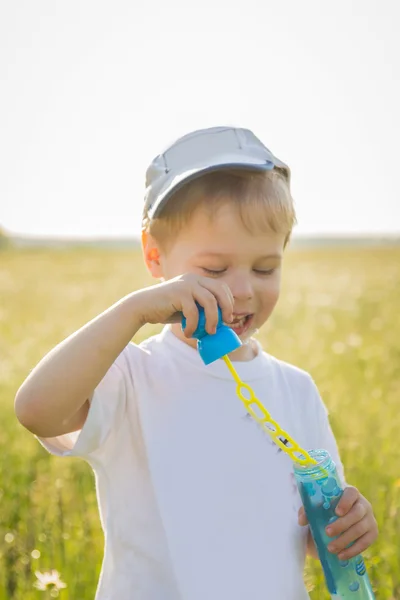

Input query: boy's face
[149,201,286,356]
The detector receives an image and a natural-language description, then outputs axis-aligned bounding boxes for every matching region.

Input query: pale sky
[1,0,399,239]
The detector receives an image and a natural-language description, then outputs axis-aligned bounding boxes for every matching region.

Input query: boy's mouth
[225,314,254,336]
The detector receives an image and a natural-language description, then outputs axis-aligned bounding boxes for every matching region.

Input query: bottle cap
[181,305,242,364]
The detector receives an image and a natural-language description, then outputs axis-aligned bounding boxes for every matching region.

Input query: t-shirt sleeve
[36,346,133,460]
[308,377,346,485]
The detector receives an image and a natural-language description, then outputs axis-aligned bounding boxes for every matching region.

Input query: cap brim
[147,156,275,219]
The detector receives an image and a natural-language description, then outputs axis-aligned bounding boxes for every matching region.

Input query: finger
[337,531,376,561]
[298,507,308,526]
[193,288,220,334]
[222,285,235,321]
[180,297,200,338]
[327,516,370,555]
[335,486,360,517]
[200,280,234,324]
[326,500,367,537]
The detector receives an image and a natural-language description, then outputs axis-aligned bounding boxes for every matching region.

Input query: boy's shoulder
[121,330,168,359]
[259,349,325,420]
[265,350,309,375]
[120,328,183,374]
[261,347,316,389]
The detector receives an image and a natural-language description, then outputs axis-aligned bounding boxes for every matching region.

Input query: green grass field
[1,246,399,599]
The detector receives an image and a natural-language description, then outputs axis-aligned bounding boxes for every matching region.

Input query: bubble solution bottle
[293,450,375,599]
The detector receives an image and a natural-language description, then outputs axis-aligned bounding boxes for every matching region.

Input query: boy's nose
[229,274,254,301]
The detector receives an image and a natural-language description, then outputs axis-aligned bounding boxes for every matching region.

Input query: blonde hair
[142,168,296,250]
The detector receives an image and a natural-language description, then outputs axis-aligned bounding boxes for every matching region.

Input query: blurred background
[1,1,399,598]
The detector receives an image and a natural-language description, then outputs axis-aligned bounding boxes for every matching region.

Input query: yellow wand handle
[223,356,317,466]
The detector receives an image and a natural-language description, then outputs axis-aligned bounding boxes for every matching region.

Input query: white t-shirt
[38,326,344,600]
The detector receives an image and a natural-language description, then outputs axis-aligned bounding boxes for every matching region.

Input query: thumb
[298,506,309,526]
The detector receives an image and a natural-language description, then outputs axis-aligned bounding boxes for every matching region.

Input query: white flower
[33,570,67,591]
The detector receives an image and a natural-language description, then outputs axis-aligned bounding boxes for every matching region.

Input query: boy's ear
[141,231,163,278]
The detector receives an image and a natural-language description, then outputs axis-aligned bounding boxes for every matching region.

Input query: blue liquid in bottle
[293,450,375,599]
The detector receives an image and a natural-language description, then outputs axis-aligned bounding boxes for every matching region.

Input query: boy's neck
[169,324,258,362]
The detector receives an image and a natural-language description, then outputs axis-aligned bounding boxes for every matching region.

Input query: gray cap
[143,126,290,219]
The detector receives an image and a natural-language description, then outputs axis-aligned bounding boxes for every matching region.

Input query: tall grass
[0,246,399,599]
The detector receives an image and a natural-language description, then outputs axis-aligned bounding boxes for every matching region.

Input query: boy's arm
[14,289,149,438]
[15,273,233,439]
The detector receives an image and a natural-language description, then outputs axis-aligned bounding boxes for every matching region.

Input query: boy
[15,126,378,599]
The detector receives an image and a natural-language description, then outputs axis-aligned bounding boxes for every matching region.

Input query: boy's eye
[202,268,226,276]
[253,268,276,276]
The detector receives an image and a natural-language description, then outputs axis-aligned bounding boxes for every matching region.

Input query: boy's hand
[139,273,234,337]
[298,486,378,560]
